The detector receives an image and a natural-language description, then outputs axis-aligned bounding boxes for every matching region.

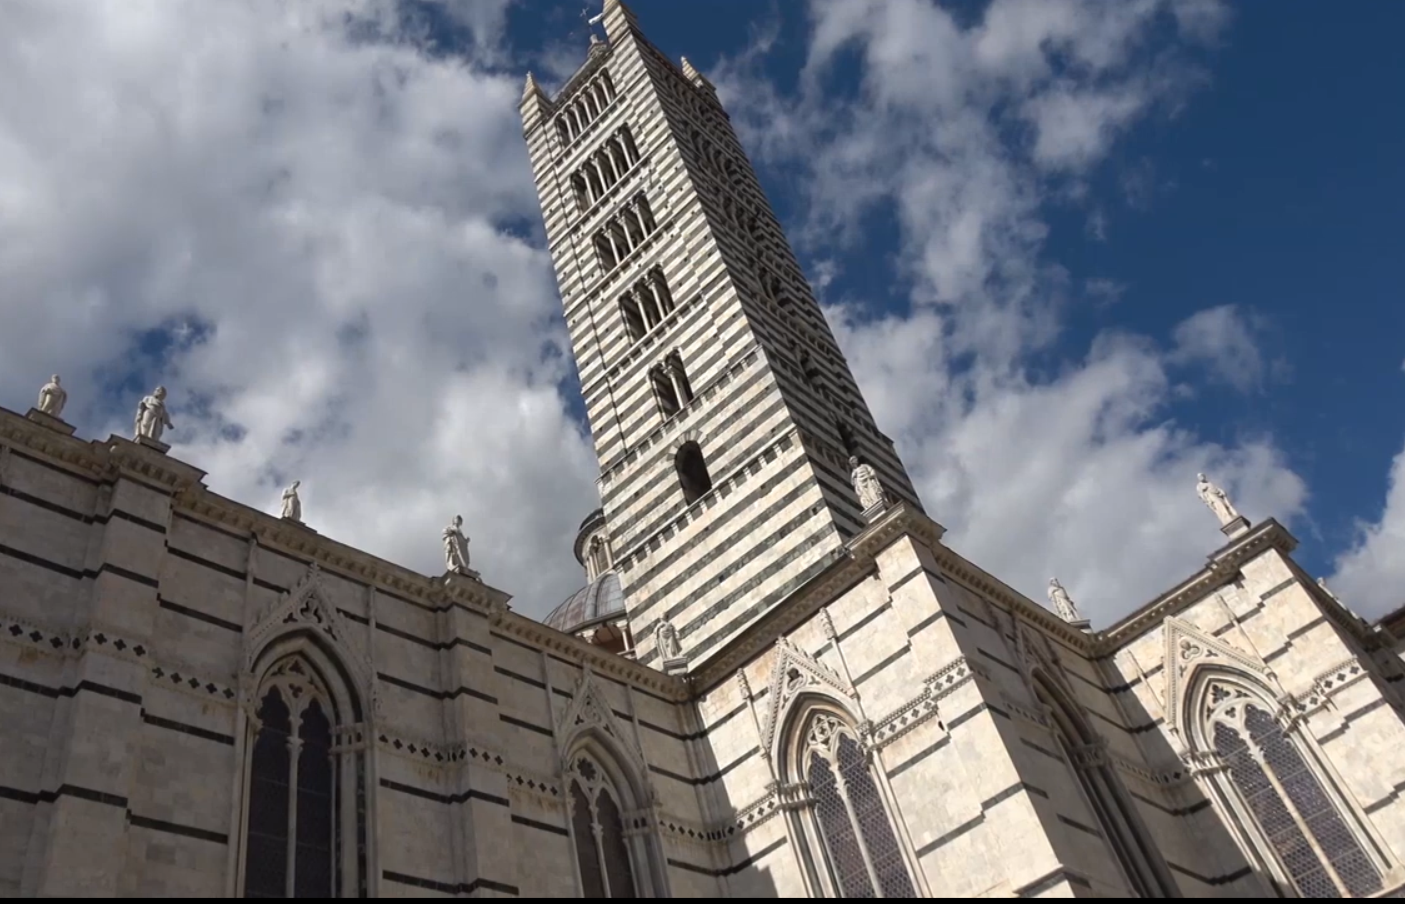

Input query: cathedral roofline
[1097,518,1299,647]
[0,403,695,697]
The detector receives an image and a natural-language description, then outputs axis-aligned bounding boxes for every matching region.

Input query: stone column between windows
[26,447,195,897]
[667,366,687,409]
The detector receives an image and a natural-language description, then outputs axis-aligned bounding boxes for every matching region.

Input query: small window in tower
[651,365,680,418]
[675,442,713,505]
[668,353,695,405]
[594,233,618,271]
[620,294,646,341]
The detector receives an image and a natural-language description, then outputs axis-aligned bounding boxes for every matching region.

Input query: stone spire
[680,55,716,91]
[519,70,553,126]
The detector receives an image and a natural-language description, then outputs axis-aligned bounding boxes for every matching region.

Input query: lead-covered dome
[544,571,625,635]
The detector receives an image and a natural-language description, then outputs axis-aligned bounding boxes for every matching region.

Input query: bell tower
[522,0,922,669]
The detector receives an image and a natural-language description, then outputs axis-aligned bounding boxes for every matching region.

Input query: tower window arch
[1190,672,1388,898]
[1032,673,1177,897]
[239,643,369,898]
[785,705,917,898]
[675,441,712,504]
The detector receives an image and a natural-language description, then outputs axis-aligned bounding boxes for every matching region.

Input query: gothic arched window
[1194,675,1387,898]
[675,441,712,504]
[567,754,650,898]
[790,710,917,898]
[1033,676,1177,897]
[240,649,368,898]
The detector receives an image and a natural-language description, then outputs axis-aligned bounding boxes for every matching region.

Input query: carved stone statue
[1195,472,1241,526]
[849,456,886,511]
[37,375,68,418]
[443,515,472,575]
[280,481,302,522]
[1048,578,1082,623]
[134,386,174,443]
[655,620,682,662]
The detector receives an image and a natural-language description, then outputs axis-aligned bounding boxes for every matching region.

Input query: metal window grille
[1207,681,1383,898]
[838,736,916,898]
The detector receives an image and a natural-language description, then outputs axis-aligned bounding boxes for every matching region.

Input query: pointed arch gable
[761,636,856,766]
[244,565,376,721]
[555,666,649,790]
[1163,616,1267,738]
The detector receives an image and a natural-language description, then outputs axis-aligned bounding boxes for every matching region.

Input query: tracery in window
[1200,677,1385,898]
[241,649,367,898]
[794,710,916,898]
[568,755,641,898]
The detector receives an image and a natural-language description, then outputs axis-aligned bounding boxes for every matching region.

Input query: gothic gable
[555,665,648,779]
[760,635,856,760]
[243,564,377,718]
[1163,616,1266,737]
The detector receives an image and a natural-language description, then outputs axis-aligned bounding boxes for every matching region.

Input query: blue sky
[1,0,1401,622]
[504,0,1405,585]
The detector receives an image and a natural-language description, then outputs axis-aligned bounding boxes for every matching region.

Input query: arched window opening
[1034,676,1176,898]
[586,164,606,203]
[241,650,366,898]
[794,710,916,898]
[636,280,661,327]
[1200,678,1385,898]
[621,128,640,165]
[620,293,646,341]
[595,233,618,271]
[600,70,617,100]
[675,442,712,504]
[667,354,695,405]
[651,366,680,418]
[597,150,618,188]
[568,755,644,898]
[636,196,657,234]
[649,269,674,316]
[572,174,591,211]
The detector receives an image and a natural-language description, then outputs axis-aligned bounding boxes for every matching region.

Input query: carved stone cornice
[1099,519,1299,647]
[103,435,207,493]
[0,406,107,481]
[503,612,688,702]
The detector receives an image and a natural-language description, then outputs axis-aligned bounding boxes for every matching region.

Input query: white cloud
[1331,441,1405,618]
[1168,304,1269,393]
[713,0,1318,624]
[0,0,599,617]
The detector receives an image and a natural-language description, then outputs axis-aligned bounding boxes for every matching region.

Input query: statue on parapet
[1196,472,1241,527]
[280,481,303,522]
[134,386,174,444]
[37,375,68,418]
[444,515,472,576]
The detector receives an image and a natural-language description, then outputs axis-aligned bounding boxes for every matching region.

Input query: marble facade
[3,0,1404,898]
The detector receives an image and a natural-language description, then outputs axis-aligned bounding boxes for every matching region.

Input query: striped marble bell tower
[521,0,922,670]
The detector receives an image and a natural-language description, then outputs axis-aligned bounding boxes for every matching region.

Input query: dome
[543,571,625,634]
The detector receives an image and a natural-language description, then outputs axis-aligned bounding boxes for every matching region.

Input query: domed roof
[543,571,625,634]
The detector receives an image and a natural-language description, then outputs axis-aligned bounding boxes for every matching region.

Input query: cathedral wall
[1105,541,1405,895]
[0,410,723,899]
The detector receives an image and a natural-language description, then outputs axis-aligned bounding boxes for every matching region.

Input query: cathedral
[4,0,1405,897]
